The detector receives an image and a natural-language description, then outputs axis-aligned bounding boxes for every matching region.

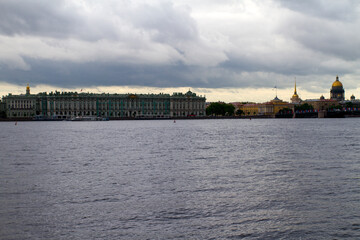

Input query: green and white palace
[1,85,206,119]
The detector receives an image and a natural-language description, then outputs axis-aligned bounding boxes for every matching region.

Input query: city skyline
[1,1,360,102]
[2,76,357,104]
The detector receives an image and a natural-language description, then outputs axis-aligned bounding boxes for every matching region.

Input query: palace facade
[2,85,206,119]
[237,96,294,117]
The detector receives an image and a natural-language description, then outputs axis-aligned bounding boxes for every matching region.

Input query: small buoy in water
[15,121,17,125]
[173,120,176,123]
[249,118,251,120]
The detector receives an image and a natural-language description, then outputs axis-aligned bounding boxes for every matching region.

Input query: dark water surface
[1,119,360,239]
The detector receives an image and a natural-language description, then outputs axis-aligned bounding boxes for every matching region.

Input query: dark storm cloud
[3,57,289,90]
[0,58,232,88]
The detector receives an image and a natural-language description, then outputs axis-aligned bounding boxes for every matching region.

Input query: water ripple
[1,119,360,239]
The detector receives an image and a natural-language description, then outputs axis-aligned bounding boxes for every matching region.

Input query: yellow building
[239,103,259,116]
[303,98,339,111]
[258,96,294,116]
[237,97,294,116]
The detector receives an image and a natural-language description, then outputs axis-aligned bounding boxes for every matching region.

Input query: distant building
[2,85,206,119]
[3,91,37,118]
[298,75,349,110]
[344,94,360,109]
[330,75,345,100]
[303,98,339,111]
[237,96,294,116]
[258,96,294,116]
[0,99,6,118]
[239,103,259,116]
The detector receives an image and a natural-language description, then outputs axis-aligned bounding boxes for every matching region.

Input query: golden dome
[292,93,299,98]
[332,75,343,88]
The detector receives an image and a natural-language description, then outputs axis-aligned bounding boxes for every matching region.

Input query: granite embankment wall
[2,111,360,121]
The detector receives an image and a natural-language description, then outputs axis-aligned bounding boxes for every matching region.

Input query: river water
[1,119,360,239]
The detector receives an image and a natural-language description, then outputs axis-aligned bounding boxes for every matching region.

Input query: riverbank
[2,113,360,122]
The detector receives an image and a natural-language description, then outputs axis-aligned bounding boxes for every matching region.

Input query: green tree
[206,102,223,116]
[328,104,342,110]
[206,102,235,116]
[295,103,314,111]
[346,102,353,108]
[236,109,244,115]
[224,104,235,116]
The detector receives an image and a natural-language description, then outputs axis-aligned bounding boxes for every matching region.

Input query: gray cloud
[276,10,360,61]
[129,2,199,43]
[0,0,83,38]
[0,0,359,96]
[1,57,347,93]
[0,0,198,42]
[0,58,235,88]
[278,0,359,21]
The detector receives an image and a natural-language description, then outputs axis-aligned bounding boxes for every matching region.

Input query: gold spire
[291,78,300,102]
[292,78,298,97]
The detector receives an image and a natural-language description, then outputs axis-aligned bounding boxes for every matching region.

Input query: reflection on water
[1,119,360,239]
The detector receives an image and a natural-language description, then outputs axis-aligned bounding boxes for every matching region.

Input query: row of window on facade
[8,100,204,110]
[36,102,204,109]
[38,104,203,110]
[34,110,204,117]
[9,100,35,109]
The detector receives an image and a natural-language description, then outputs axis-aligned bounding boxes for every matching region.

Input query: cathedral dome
[332,76,343,88]
[330,75,345,101]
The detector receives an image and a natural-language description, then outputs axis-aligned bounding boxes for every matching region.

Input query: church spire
[291,78,301,103]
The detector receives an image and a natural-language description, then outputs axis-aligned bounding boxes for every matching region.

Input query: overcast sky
[1,0,360,102]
